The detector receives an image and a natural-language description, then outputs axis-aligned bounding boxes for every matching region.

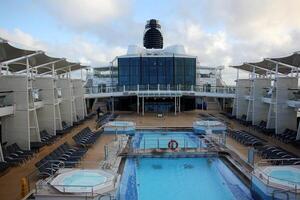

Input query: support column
[142,96,144,116]
[112,97,114,113]
[137,96,139,114]
[179,96,181,113]
[174,96,177,115]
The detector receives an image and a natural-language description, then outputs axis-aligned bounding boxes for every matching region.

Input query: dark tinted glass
[118,57,195,86]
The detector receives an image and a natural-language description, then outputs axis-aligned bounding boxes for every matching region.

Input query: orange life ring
[168,140,178,150]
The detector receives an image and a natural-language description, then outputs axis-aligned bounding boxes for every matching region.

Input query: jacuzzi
[193,120,226,134]
[251,166,300,200]
[50,169,115,193]
[262,166,300,188]
[104,121,136,135]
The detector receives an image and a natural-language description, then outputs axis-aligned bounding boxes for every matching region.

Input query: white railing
[253,158,300,193]
[85,84,236,96]
[33,160,118,198]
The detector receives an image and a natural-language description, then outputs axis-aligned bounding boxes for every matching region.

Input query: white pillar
[26,58,29,77]
[137,96,139,114]
[174,96,177,115]
[142,96,144,116]
[112,97,114,113]
[179,96,181,113]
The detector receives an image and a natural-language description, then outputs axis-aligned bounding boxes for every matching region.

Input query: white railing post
[137,84,139,91]
[191,85,194,91]
[148,84,149,91]
[123,85,125,92]
[158,84,160,91]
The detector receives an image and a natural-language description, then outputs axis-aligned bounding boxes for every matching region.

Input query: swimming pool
[118,157,253,200]
[134,131,204,149]
[50,169,115,193]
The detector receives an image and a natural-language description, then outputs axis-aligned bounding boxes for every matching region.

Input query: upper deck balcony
[84,84,236,99]
[0,91,14,117]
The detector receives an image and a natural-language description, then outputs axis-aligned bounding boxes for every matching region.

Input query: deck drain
[152,164,162,169]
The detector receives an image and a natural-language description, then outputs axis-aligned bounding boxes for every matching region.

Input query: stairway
[205,97,220,111]
[92,99,108,112]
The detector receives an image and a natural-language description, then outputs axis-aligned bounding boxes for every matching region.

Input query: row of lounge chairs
[56,121,72,136]
[236,117,299,147]
[273,128,300,145]
[0,162,9,174]
[1,113,97,175]
[31,120,80,151]
[72,127,103,146]
[228,130,265,146]
[256,145,300,165]
[253,120,275,135]
[237,114,252,126]
[35,143,87,177]
[96,112,119,128]
[30,130,60,152]
[2,143,35,167]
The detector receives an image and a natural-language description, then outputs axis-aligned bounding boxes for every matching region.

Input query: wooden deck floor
[0,117,115,200]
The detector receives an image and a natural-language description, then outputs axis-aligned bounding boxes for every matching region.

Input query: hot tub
[104,121,135,135]
[193,120,226,134]
[50,169,115,193]
[262,166,300,188]
[251,166,300,200]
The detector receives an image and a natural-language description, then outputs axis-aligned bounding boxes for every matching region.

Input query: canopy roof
[231,63,267,75]
[273,52,300,67]
[0,37,88,75]
[231,52,300,75]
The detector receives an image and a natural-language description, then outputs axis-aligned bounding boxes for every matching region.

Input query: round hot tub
[262,166,300,188]
[50,169,114,193]
[104,121,135,135]
[193,120,226,134]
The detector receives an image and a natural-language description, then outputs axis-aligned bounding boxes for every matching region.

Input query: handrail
[253,158,300,192]
[33,160,119,197]
[85,84,236,95]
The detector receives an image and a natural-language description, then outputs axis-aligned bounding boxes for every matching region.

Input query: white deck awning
[0,37,88,75]
[231,52,300,75]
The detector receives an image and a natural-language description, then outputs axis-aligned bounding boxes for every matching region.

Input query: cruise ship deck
[0,110,299,199]
[1,4,300,200]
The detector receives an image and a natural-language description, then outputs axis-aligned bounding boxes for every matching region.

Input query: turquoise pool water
[118,157,253,200]
[269,168,300,184]
[136,132,203,149]
[63,171,107,186]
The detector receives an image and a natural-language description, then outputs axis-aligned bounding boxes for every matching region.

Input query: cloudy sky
[1,0,300,84]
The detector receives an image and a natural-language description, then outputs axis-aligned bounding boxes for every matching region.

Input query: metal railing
[138,137,204,150]
[85,84,236,95]
[0,90,13,107]
[119,134,222,155]
[253,158,300,193]
[31,160,118,198]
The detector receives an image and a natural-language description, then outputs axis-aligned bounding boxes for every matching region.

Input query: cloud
[2,0,300,85]
[43,0,129,27]
[168,0,300,84]
[0,28,126,67]
[0,28,47,50]
[39,0,140,46]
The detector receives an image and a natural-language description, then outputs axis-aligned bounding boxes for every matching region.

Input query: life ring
[168,140,178,150]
